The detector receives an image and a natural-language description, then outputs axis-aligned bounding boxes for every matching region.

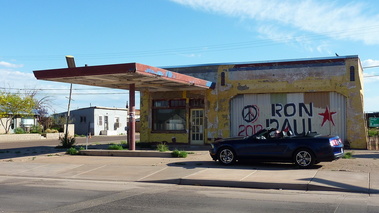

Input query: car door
[239,137,289,159]
[267,137,291,159]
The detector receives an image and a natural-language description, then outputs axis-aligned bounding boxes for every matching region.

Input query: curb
[79,150,173,158]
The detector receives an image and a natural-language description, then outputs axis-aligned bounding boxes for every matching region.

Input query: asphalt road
[1,176,378,213]
[1,136,379,212]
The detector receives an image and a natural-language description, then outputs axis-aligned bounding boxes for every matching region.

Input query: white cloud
[0,61,24,68]
[362,59,379,68]
[170,0,379,45]
[363,74,379,85]
[256,25,333,53]
[0,69,35,87]
[362,59,379,83]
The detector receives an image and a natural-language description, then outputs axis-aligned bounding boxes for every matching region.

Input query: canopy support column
[128,84,136,150]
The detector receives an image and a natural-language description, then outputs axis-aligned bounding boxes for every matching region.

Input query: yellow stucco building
[140,55,367,149]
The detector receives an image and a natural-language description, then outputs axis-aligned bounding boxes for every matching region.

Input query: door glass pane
[191,109,204,143]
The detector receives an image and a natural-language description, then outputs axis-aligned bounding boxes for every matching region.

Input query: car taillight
[329,138,341,146]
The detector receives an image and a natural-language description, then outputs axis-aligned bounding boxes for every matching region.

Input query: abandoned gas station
[33,55,368,149]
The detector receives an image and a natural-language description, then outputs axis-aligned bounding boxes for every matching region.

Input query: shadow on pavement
[0,144,111,160]
[0,146,65,160]
[305,177,379,194]
[351,153,379,159]
[166,160,323,171]
[344,149,379,159]
[139,177,377,194]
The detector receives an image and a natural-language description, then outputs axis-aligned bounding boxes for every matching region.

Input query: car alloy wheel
[218,148,236,165]
[294,149,314,168]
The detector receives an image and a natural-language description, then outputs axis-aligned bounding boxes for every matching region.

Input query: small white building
[0,116,38,134]
[56,106,129,136]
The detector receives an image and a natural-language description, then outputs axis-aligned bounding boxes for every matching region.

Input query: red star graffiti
[318,107,337,126]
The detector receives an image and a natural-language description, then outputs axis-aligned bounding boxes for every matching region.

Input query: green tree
[50,115,68,132]
[24,89,53,131]
[0,91,37,134]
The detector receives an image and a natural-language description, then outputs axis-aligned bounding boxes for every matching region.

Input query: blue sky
[1,0,379,113]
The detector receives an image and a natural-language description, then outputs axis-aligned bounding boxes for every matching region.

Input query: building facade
[56,106,129,136]
[0,116,38,134]
[140,56,367,149]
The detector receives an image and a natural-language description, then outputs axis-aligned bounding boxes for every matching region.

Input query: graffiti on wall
[237,103,337,137]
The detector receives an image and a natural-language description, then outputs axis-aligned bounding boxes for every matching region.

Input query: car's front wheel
[218,147,236,165]
[293,149,315,169]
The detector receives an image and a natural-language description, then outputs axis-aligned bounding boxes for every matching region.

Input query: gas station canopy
[33,62,214,91]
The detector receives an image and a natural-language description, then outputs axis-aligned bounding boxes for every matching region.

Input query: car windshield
[245,128,271,139]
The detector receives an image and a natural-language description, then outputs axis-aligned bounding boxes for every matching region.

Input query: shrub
[30,125,43,134]
[45,128,59,133]
[368,128,379,137]
[108,144,124,150]
[157,143,169,152]
[171,149,188,158]
[14,128,25,134]
[119,140,128,148]
[51,127,62,132]
[60,135,76,148]
[342,152,354,159]
[66,147,78,155]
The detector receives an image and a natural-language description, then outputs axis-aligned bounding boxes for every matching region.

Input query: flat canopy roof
[33,63,214,91]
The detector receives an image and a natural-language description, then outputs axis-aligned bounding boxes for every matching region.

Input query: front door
[190,109,204,145]
[104,116,109,131]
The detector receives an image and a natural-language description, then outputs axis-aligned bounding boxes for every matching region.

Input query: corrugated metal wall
[231,92,346,141]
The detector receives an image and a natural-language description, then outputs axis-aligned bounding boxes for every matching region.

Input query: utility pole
[65,56,76,139]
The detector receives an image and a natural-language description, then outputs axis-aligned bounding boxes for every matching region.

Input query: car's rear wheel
[218,147,236,165]
[293,149,315,169]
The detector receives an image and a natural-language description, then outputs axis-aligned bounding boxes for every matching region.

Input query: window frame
[98,116,103,126]
[350,66,355,81]
[152,99,187,133]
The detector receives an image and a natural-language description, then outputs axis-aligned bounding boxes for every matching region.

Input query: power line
[0,87,127,91]
[363,65,379,69]
[3,25,379,61]
[39,92,130,95]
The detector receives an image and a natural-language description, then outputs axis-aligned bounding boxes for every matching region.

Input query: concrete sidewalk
[1,149,378,195]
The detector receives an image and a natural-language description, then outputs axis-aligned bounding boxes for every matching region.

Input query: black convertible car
[209,128,344,168]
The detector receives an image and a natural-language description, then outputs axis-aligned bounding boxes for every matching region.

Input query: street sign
[369,117,379,128]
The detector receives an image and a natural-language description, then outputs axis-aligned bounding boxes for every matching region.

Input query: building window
[221,72,226,86]
[80,116,86,123]
[114,117,120,130]
[153,99,186,131]
[350,66,355,81]
[189,99,204,108]
[98,116,103,125]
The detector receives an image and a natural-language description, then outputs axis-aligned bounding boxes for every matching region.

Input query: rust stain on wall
[237,83,249,90]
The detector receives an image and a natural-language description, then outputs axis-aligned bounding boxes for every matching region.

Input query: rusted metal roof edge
[33,63,138,79]
[33,62,215,89]
[162,55,359,69]
[135,63,214,89]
